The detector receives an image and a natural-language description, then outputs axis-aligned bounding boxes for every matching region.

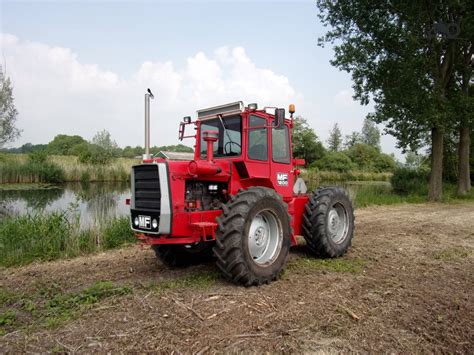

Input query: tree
[453,40,473,194]
[344,131,362,149]
[405,151,425,170]
[317,1,473,200]
[47,134,86,155]
[91,130,119,157]
[0,66,20,147]
[327,123,343,152]
[361,118,381,150]
[345,143,380,171]
[292,116,326,165]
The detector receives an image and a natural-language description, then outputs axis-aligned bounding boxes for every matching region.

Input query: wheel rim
[248,209,283,266]
[327,202,349,244]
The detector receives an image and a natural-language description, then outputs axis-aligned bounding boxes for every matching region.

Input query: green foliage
[391,167,429,195]
[361,118,381,150]
[344,143,395,172]
[150,144,194,155]
[0,212,134,267]
[313,151,354,173]
[373,153,397,173]
[43,281,131,328]
[28,150,48,164]
[327,123,343,152]
[91,130,120,157]
[47,134,86,155]
[0,66,20,147]
[102,217,135,249]
[404,150,426,170]
[78,143,113,165]
[344,131,362,149]
[292,116,326,165]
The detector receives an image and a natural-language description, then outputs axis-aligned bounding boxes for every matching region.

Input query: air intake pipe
[188,130,221,176]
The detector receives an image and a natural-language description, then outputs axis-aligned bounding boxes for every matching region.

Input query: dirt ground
[1,203,473,353]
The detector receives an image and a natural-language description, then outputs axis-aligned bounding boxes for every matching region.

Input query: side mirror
[274,108,285,128]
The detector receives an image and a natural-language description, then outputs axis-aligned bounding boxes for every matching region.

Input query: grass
[0,154,138,183]
[286,256,367,274]
[0,210,135,267]
[433,247,471,261]
[0,281,132,334]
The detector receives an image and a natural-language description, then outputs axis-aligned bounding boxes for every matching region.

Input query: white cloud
[1,34,301,148]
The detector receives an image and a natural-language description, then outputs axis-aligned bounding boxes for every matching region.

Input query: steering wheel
[224,141,241,155]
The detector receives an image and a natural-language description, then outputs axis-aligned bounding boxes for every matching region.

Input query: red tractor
[130,91,354,286]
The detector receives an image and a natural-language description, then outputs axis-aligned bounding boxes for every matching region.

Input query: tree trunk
[429,127,444,201]
[457,126,471,194]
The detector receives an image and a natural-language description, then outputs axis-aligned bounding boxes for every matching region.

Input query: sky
[0,0,402,159]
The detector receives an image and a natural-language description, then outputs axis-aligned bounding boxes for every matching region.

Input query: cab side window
[248,115,268,161]
[272,125,290,164]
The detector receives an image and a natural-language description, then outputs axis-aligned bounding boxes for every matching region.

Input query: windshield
[200,115,242,158]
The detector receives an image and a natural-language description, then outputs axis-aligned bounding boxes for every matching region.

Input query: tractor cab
[179,101,305,200]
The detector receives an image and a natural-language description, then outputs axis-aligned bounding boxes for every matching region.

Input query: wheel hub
[248,210,283,266]
[254,226,267,246]
[327,202,349,244]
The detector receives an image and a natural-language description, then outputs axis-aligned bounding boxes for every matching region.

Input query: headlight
[152,219,158,229]
[134,217,139,226]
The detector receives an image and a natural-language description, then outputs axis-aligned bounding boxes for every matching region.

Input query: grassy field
[0,154,139,183]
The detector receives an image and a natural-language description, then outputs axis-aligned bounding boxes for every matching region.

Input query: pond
[0,182,131,227]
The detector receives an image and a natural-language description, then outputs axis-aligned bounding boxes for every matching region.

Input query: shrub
[345,143,380,171]
[312,151,354,173]
[391,167,429,194]
[373,153,397,172]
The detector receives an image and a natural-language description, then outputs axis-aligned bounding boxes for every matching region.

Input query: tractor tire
[213,187,291,286]
[302,187,355,257]
[152,242,214,267]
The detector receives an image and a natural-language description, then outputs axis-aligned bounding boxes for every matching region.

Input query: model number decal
[277,173,288,186]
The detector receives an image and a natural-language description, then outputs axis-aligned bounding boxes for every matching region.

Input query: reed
[0,210,135,267]
[0,154,139,184]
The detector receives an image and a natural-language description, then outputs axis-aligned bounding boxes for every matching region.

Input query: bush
[312,151,354,173]
[345,143,380,171]
[78,144,113,165]
[28,150,48,164]
[373,153,397,172]
[391,167,429,194]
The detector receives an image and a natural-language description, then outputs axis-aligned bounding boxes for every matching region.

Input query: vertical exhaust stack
[143,88,154,161]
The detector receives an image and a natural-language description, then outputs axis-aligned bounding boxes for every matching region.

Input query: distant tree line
[1,131,193,165]
[292,116,397,173]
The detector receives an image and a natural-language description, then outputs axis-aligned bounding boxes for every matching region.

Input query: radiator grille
[133,165,160,210]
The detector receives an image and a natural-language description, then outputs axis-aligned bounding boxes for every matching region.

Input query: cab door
[270,123,294,199]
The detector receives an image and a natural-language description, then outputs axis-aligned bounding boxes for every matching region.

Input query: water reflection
[0,182,131,227]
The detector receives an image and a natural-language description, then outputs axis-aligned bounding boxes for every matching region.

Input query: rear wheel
[213,187,291,286]
[302,187,354,257]
[152,242,214,267]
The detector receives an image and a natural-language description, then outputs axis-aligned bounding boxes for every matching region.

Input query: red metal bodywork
[135,107,309,247]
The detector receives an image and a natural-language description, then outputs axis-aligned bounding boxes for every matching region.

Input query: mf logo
[138,215,151,229]
[277,173,288,186]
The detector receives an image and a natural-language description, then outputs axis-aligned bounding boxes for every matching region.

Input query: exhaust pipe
[143,88,154,161]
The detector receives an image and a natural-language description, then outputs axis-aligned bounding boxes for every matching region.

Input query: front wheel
[213,187,291,286]
[302,187,355,257]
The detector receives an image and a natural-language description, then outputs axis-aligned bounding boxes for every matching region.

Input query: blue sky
[1,0,401,158]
